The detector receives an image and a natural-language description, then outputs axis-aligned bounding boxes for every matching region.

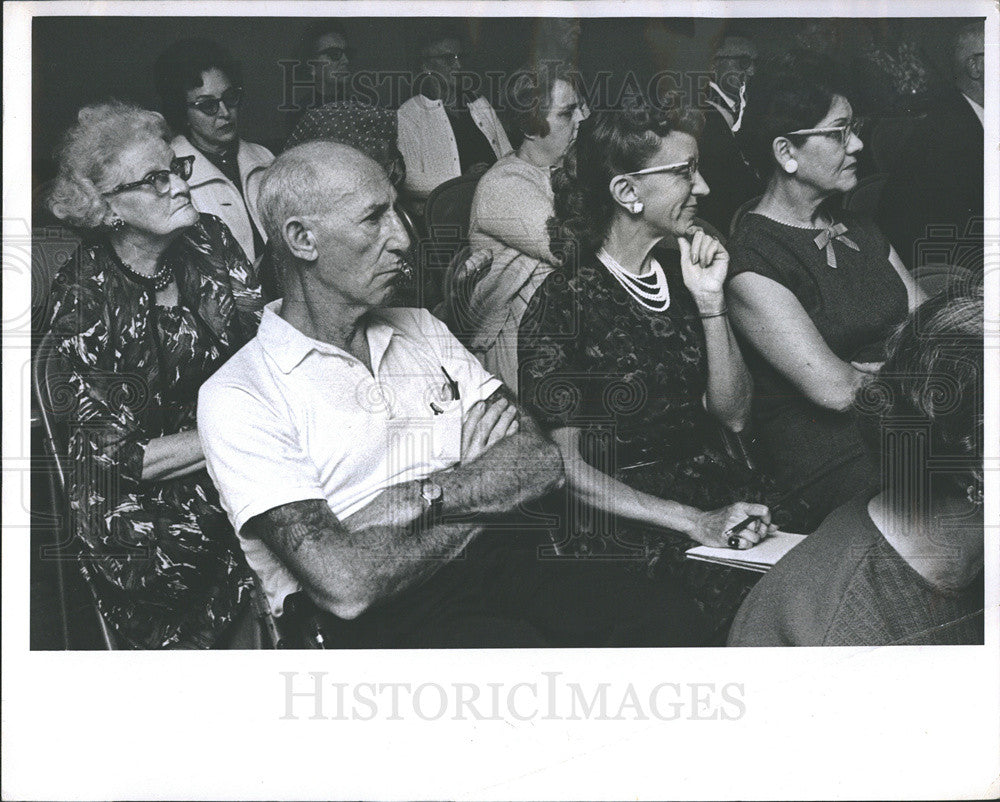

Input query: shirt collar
[708,81,737,112]
[257,301,399,374]
[961,92,984,126]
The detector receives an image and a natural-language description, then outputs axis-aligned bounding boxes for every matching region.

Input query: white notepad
[685,531,807,573]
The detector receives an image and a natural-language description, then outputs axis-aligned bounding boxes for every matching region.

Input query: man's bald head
[256,140,386,250]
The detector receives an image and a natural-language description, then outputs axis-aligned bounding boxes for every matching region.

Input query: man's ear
[966,53,984,82]
[608,174,639,212]
[283,218,318,262]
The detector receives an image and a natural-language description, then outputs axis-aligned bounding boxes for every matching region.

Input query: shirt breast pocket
[431,398,463,464]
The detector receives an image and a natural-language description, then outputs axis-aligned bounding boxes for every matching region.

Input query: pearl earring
[783,158,798,174]
[630,201,644,214]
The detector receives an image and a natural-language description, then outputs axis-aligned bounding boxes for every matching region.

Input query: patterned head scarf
[285,101,405,186]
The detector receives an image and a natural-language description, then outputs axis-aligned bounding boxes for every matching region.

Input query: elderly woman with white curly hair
[45,100,263,648]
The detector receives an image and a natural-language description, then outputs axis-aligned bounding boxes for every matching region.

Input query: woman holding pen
[518,100,776,643]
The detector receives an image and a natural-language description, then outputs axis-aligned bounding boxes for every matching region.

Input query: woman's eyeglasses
[615,157,700,182]
[103,155,195,196]
[785,118,863,146]
[186,87,244,117]
[426,51,463,66]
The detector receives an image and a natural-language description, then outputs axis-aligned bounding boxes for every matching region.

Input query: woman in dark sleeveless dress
[727,53,924,532]
[518,101,776,643]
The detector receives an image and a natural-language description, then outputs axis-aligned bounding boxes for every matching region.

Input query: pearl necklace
[596,248,670,312]
[749,209,831,230]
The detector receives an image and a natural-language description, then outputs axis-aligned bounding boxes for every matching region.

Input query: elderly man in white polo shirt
[199,141,705,648]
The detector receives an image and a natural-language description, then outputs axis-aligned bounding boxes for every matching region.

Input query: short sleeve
[726,221,792,289]
[198,376,326,535]
[413,308,502,406]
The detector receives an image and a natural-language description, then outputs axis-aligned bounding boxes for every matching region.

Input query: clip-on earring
[783,158,798,174]
[630,201,644,214]
[966,483,984,506]
[108,216,126,231]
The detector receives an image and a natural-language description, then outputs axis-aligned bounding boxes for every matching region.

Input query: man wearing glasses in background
[397,27,511,205]
[695,34,762,235]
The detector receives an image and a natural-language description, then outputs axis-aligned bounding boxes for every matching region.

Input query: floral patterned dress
[47,214,263,648]
[518,247,772,642]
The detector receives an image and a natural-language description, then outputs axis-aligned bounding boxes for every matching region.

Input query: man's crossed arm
[241,386,564,619]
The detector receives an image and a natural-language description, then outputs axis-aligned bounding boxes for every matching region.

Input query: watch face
[422,481,443,502]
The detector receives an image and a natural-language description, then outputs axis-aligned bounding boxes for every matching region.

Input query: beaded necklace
[596,247,671,312]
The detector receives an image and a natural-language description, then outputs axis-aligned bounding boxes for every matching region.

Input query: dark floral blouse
[518,247,772,642]
[47,214,263,648]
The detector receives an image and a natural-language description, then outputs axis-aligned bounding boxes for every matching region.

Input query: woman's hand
[678,228,729,311]
[686,501,777,549]
[439,247,493,333]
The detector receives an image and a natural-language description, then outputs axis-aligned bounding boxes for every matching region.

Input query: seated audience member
[518,102,776,643]
[397,29,511,203]
[283,101,407,301]
[293,21,355,115]
[455,62,588,392]
[153,38,274,290]
[877,22,984,268]
[729,287,985,646]
[727,53,924,532]
[198,141,709,648]
[46,101,263,648]
[696,35,763,234]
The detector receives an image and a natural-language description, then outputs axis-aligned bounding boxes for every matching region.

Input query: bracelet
[699,306,728,319]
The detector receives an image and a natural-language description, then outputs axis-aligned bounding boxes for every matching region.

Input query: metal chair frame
[32,330,118,649]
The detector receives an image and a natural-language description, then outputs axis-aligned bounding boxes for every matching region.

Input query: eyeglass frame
[424,51,463,66]
[613,157,700,183]
[102,155,195,197]
[313,45,355,63]
[783,118,863,147]
[186,86,245,117]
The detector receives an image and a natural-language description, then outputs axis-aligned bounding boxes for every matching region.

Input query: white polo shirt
[198,301,502,613]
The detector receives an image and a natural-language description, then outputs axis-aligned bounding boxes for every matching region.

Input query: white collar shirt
[199,301,502,613]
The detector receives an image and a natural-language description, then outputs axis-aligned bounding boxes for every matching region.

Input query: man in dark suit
[877,22,984,271]
[696,35,763,235]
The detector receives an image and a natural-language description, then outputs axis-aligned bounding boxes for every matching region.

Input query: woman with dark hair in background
[455,61,588,392]
[518,102,775,642]
[154,38,275,294]
[46,101,263,648]
[727,52,924,532]
[729,285,984,646]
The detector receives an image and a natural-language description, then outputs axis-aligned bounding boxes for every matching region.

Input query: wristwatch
[419,479,444,517]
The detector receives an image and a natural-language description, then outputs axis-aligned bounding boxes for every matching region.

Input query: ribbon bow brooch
[814,222,859,269]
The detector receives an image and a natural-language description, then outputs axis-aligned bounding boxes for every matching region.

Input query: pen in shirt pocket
[430,365,461,414]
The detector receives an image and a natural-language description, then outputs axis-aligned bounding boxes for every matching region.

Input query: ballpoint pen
[723,489,797,549]
[430,366,461,415]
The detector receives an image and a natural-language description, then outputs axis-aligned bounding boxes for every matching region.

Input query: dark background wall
[32,15,970,179]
